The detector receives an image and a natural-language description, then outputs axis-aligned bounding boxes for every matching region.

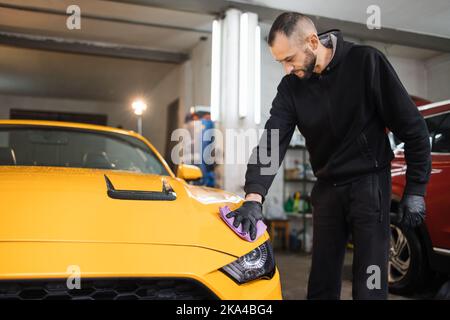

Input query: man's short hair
[268,12,316,46]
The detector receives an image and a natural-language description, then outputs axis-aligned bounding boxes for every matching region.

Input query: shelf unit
[282,143,316,253]
[282,144,316,204]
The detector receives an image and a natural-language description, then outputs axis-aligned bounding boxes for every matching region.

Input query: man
[226,12,431,300]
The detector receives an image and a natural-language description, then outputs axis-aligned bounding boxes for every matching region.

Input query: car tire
[388,221,431,295]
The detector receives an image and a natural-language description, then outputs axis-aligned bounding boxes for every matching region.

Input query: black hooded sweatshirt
[244,30,431,200]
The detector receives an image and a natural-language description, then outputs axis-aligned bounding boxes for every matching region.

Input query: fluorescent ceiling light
[210,19,222,122]
[239,13,249,119]
[254,25,261,125]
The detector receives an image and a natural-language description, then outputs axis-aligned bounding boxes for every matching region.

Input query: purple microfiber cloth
[219,205,267,242]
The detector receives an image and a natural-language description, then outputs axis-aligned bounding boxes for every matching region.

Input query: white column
[211,8,262,195]
[239,12,258,122]
[212,8,240,193]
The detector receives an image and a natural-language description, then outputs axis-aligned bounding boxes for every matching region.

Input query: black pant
[307,166,392,300]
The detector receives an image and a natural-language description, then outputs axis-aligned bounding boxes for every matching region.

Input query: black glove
[226,201,263,240]
[396,194,426,229]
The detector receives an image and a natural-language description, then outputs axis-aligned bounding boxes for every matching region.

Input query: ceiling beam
[0,2,211,34]
[108,0,450,53]
[0,31,189,64]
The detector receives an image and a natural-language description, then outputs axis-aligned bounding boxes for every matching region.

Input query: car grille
[0,278,218,300]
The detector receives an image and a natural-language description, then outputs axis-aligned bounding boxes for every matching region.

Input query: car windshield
[0,125,168,175]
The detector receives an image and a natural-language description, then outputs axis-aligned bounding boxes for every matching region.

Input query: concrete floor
[275,250,408,300]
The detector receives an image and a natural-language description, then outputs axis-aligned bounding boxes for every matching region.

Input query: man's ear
[307,34,320,51]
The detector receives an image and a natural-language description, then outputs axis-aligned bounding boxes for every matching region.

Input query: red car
[388,99,450,294]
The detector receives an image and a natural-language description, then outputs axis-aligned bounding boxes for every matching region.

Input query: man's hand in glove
[226,201,263,240]
[396,194,426,229]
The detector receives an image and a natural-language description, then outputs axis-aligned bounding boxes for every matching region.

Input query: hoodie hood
[317,29,354,72]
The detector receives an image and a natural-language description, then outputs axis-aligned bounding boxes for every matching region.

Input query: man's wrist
[245,193,263,203]
[404,182,427,197]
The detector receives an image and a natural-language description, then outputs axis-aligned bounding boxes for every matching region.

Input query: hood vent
[104,175,176,201]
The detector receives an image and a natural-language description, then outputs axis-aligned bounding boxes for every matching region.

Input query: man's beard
[292,48,317,80]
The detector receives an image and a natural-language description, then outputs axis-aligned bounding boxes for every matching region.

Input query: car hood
[0,166,268,258]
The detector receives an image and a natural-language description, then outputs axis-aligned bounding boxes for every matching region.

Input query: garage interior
[0,0,449,300]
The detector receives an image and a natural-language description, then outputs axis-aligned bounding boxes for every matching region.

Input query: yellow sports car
[0,120,281,300]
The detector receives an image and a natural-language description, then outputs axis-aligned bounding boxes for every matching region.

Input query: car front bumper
[0,241,282,300]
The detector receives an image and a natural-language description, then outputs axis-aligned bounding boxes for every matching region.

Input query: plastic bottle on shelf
[303,195,311,213]
[305,163,316,181]
[293,192,300,213]
[298,163,305,179]
[284,195,294,213]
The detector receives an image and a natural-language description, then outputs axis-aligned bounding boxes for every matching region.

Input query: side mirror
[176,164,203,181]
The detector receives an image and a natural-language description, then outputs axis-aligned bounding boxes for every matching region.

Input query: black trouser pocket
[371,171,385,223]
[349,171,385,224]
[373,168,391,223]
[377,183,383,222]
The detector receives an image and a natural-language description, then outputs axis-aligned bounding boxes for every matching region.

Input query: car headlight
[220,241,276,284]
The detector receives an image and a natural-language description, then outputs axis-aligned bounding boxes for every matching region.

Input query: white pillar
[211,8,261,196]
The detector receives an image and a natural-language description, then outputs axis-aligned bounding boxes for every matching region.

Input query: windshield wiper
[104,175,176,201]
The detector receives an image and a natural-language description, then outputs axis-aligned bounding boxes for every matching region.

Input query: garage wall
[177,37,212,126]
[0,81,182,158]
[0,36,213,160]
[190,38,212,108]
[142,64,181,153]
[426,54,450,101]
[385,56,428,98]
[0,95,131,127]
[0,91,167,145]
